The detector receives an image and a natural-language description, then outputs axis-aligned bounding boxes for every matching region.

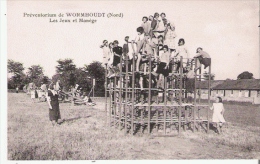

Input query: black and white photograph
[1,0,260,162]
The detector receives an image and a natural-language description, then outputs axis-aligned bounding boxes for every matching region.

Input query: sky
[6,0,260,80]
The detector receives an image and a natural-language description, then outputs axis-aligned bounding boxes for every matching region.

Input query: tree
[83,61,105,81]
[7,59,25,88]
[56,58,76,75]
[203,71,215,80]
[8,59,24,75]
[27,65,43,79]
[74,68,91,91]
[237,71,254,80]
[83,61,106,93]
[54,59,77,91]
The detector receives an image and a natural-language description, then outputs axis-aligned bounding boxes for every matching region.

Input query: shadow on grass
[63,115,92,123]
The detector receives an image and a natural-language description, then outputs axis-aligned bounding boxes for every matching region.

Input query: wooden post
[105,65,108,125]
[193,58,197,132]
[125,56,128,135]
[164,76,167,135]
[179,57,183,133]
[198,65,201,132]
[119,56,122,130]
[113,76,117,128]
[109,79,111,127]
[148,54,151,134]
[131,52,136,135]
[207,63,211,133]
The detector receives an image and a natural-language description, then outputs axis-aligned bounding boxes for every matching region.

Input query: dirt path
[7,93,259,159]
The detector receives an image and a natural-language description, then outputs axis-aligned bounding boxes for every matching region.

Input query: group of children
[100,12,225,133]
[101,12,211,92]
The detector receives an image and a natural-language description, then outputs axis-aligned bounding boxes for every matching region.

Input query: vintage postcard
[1,0,260,163]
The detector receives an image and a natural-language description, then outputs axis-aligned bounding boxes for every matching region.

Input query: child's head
[178,38,185,46]
[160,13,166,18]
[136,26,144,35]
[154,12,159,19]
[142,16,148,22]
[149,15,153,21]
[216,96,222,103]
[108,42,113,49]
[163,45,168,52]
[167,23,175,31]
[125,36,129,42]
[196,47,203,53]
[113,40,119,47]
[103,40,108,45]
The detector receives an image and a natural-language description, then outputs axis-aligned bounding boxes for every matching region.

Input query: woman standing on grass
[47,82,62,126]
[210,97,226,133]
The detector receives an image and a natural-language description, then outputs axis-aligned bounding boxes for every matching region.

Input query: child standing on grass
[210,97,226,133]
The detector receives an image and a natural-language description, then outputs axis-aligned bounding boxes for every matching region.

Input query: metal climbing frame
[105,51,211,136]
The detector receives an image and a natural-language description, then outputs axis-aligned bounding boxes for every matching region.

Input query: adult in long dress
[47,83,62,126]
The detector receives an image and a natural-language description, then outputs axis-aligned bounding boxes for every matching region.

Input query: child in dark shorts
[193,47,211,71]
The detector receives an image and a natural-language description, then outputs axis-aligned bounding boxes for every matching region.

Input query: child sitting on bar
[193,47,211,72]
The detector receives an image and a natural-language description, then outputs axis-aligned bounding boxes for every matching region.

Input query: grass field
[7,92,260,160]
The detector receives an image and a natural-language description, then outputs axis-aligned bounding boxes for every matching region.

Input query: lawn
[7,92,260,159]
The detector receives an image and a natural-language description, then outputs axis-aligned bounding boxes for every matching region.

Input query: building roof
[196,80,224,89]
[196,79,260,90]
[213,79,260,90]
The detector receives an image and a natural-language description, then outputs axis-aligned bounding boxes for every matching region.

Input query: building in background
[197,79,260,104]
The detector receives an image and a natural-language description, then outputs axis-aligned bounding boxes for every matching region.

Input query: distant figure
[47,82,62,126]
[40,82,47,92]
[84,96,96,106]
[210,97,226,133]
[16,86,19,93]
[55,80,62,92]
[31,89,37,103]
[194,47,211,71]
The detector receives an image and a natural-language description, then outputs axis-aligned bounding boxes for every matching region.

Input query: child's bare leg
[216,122,220,133]
[136,53,141,72]
[139,76,143,91]
[144,63,147,74]
[194,59,201,72]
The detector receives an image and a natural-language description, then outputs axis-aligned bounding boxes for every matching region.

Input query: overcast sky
[7,0,259,80]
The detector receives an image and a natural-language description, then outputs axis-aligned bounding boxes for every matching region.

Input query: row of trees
[7,58,255,93]
[52,59,105,92]
[8,59,49,89]
[7,59,106,94]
